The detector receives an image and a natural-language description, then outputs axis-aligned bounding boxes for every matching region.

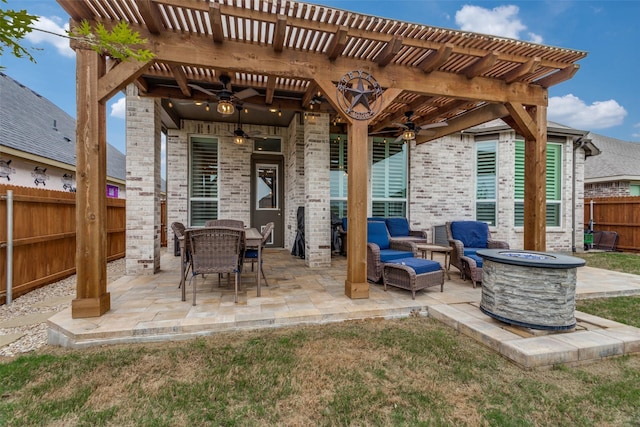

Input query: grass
[0,251,638,426]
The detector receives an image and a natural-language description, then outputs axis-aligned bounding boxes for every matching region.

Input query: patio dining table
[178,226,264,301]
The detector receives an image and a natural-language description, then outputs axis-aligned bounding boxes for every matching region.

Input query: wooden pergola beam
[135,0,164,34]
[415,103,510,144]
[504,102,537,140]
[209,3,224,43]
[327,26,348,61]
[504,57,540,84]
[57,0,94,21]
[145,32,549,105]
[374,36,403,67]
[98,59,154,102]
[535,64,580,88]
[301,82,319,109]
[273,15,287,52]
[170,65,192,97]
[418,43,453,73]
[462,51,499,79]
[265,76,276,105]
[149,0,581,71]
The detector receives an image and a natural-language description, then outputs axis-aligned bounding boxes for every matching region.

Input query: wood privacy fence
[0,184,125,304]
[584,196,640,253]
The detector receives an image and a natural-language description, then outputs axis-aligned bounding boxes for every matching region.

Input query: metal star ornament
[336,71,382,120]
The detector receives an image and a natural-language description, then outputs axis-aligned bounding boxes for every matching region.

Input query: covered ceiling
[58,0,587,140]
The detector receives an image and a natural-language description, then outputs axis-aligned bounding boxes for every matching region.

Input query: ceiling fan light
[403,129,416,141]
[217,100,235,115]
[234,135,245,145]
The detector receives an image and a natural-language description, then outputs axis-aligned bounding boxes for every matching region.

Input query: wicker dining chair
[243,222,274,286]
[204,219,245,229]
[186,226,245,305]
[171,221,191,289]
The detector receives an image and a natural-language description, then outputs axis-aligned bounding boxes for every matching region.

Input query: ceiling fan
[372,111,448,142]
[228,109,265,145]
[188,74,261,115]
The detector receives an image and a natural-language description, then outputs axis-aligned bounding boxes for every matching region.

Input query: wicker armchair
[186,226,245,305]
[446,221,509,287]
[366,221,415,283]
[385,217,428,245]
[243,222,274,286]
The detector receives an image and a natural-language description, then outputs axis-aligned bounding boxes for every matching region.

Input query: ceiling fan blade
[392,122,409,129]
[419,122,448,130]
[188,84,219,98]
[234,87,259,100]
[393,135,405,143]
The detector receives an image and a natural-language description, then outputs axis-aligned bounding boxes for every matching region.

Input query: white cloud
[110,97,127,119]
[455,5,543,43]
[548,94,627,130]
[25,16,74,58]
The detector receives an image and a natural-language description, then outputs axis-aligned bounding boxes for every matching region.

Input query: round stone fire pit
[476,249,586,331]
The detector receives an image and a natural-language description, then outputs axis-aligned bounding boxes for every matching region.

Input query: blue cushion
[463,247,484,256]
[466,254,483,268]
[387,257,441,274]
[451,221,489,248]
[244,249,258,259]
[341,217,386,232]
[367,221,390,250]
[385,217,410,237]
[368,217,387,223]
[379,250,414,262]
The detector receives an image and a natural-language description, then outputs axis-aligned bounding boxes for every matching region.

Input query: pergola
[57,0,587,318]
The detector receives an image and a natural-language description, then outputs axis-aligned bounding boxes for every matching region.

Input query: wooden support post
[523,105,547,251]
[344,121,370,298]
[72,49,111,318]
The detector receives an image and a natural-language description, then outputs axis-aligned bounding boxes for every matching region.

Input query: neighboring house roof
[584,132,640,183]
[0,72,125,182]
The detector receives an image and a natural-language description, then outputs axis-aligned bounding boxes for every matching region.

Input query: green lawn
[0,251,638,426]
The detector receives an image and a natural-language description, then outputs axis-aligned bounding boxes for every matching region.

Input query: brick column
[303,113,331,267]
[125,84,162,275]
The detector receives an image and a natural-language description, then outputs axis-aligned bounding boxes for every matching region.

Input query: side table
[415,244,451,280]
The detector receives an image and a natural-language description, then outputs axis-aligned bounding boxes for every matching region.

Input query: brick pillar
[125,84,162,275]
[303,113,331,267]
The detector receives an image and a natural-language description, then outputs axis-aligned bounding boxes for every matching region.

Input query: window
[476,142,497,225]
[371,137,407,217]
[329,135,407,218]
[514,141,562,227]
[329,134,348,217]
[189,136,218,226]
[253,137,281,153]
[630,183,640,196]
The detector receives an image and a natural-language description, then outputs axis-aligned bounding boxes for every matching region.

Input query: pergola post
[523,105,547,251]
[344,120,370,298]
[72,48,111,318]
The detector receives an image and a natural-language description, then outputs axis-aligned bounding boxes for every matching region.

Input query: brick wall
[125,85,162,275]
[409,130,584,252]
[585,181,631,198]
[303,113,331,267]
[284,115,305,250]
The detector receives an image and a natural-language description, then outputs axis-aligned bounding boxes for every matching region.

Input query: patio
[48,250,640,369]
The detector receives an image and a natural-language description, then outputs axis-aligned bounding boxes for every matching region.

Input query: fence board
[584,196,640,253]
[0,184,126,303]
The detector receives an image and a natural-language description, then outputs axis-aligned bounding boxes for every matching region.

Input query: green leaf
[69,20,155,62]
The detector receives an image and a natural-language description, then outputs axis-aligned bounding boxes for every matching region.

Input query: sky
[1,0,639,163]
